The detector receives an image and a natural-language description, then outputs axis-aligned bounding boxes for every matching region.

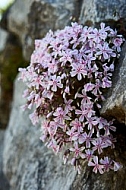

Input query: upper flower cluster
[19,22,124,174]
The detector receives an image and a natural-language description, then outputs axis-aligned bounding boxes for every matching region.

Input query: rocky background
[0,0,126,190]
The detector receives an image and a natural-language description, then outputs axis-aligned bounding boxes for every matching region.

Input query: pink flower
[88,28,106,43]
[18,68,27,82]
[103,121,116,135]
[63,149,70,164]
[84,149,94,161]
[71,157,81,174]
[42,89,54,100]
[87,62,98,79]
[48,121,58,137]
[96,43,116,60]
[88,156,104,174]
[70,142,85,158]
[75,104,88,121]
[100,22,111,33]
[92,137,107,154]
[64,86,70,94]
[79,25,93,42]
[59,50,73,66]
[70,62,87,80]
[47,138,60,153]
[53,107,69,124]
[66,128,78,141]
[70,118,83,133]
[85,116,98,131]
[31,75,43,89]
[76,89,91,105]
[19,22,124,174]
[100,157,113,172]
[102,76,112,88]
[84,83,95,91]
[84,53,96,65]
[29,111,39,125]
[97,117,107,130]
[64,99,73,113]
[49,75,63,92]
[106,134,117,148]
[41,119,49,131]
[113,161,122,171]
[34,94,43,108]
[47,59,58,74]
[78,131,92,148]
[113,37,123,52]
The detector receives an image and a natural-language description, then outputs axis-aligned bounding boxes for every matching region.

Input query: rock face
[79,0,126,25]
[3,74,126,190]
[3,75,77,190]
[101,42,126,125]
[7,0,81,60]
[0,28,8,52]
[1,0,126,189]
[0,130,10,190]
[0,31,26,128]
[0,28,8,128]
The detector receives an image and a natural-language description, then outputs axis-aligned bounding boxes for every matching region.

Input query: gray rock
[5,0,126,61]
[0,130,10,190]
[2,0,126,189]
[0,28,8,117]
[8,0,81,60]
[0,28,8,52]
[79,0,126,25]
[0,32,25,129]
[101,42,126,124]
[3,74,77,190]
[3,74,126,190]
[8,0,34,44]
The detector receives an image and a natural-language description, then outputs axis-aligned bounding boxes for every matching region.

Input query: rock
[0,28,8,52]
[101,42,126,124]
[0,32,27,129]
[4,0,126,61]
[79,0,126,25]
[7,0,81,60]
[0,28,8,128]
[1,0,126,189]
[0,130,10,190]
[3,74,77,190]
[3,75,126,190]
[7,0,34,43]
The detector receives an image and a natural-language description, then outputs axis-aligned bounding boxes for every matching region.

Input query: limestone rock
[79,0,126,25]
[101,42,126,124]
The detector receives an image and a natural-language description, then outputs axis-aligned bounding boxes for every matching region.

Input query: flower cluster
[19,22,124,174]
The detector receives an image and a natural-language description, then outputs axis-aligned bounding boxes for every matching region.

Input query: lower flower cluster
[19,22,124,174]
